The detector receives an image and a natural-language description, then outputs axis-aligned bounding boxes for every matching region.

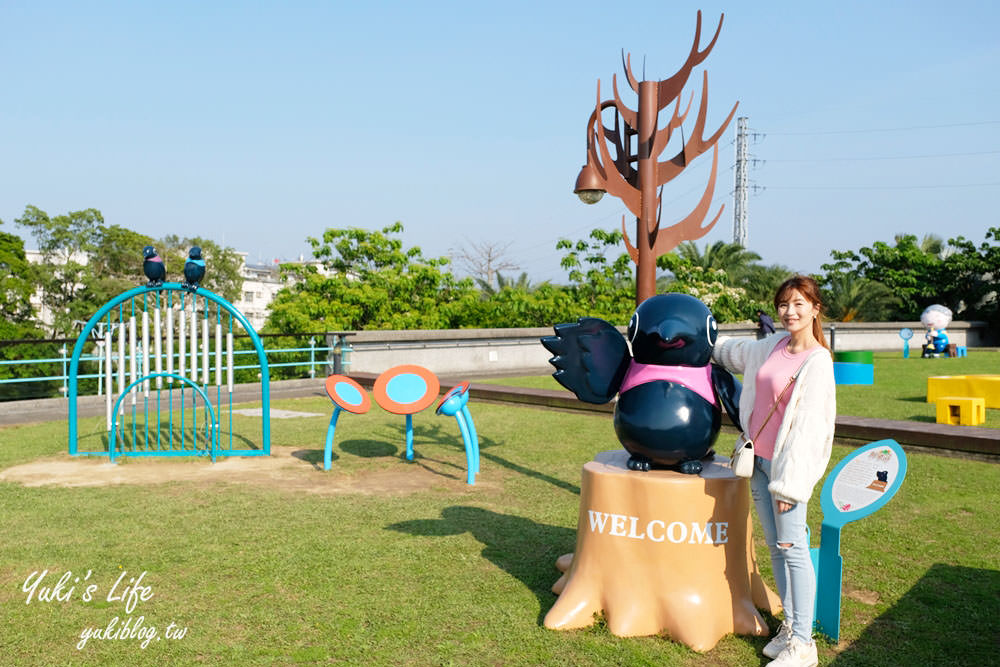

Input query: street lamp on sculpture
[574,161,606,205]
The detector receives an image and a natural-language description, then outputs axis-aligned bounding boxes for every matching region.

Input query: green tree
[673,240,762,274]
[14,205,110,335]
[658,240,791,309]
[0,221,56,399]
[83,224,157,308]
[267,223,479,332]
[824,234,950,320]
[656,252,768,323]
[556,228,635,323]
[496,272,544,292]
[896,232,945,257]
[0,225,36,326]
[738,263,795,305]
[821,272,899,322]
[14,205,244,335]
[16,206,161,335]
[940,227,1000,329]
[467,283,576,328]
[822,228,1000,325]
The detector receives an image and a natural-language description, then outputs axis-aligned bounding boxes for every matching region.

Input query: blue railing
[0,334,353,400]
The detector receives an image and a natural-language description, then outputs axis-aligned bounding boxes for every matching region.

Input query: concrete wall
[345,328,554,376]
[341,321,990,377]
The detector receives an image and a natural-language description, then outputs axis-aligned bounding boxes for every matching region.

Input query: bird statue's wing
[541,317,631,404]
[710,363,742,428]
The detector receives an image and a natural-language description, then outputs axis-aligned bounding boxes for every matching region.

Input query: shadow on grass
[831,563,1000,666]
[292,438,396,469]
[387,505,576,624]
[292,449,326,468]
[339,438,398,458]
[404,422,581,495]
[480,451,580,495]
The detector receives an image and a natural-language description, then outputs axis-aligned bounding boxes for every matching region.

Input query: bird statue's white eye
[706,315,717,347]
[628,312,639,344]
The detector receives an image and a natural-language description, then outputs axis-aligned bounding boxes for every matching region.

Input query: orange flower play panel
[373,365,441,463]
[322,375,371,470]
[325,375,371,414]
[373,365,440,415]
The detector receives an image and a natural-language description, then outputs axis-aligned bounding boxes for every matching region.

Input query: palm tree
[662,240,788,303]
[895,233,945,257]
[675,240,762,273]
[496,272,537,291]
[822,273,899,322]
[477,271,548,295]
[740,264,794,304]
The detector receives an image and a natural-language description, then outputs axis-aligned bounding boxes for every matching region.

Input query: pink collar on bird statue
[619,361,716,406]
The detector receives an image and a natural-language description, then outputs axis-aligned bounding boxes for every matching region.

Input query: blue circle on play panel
[335,381,364,406]
[386,374,427,404]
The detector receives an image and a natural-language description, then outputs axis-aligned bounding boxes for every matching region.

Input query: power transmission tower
[733,116,749,247]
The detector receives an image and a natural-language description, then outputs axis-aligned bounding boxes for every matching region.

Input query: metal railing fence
[0,333,353,401]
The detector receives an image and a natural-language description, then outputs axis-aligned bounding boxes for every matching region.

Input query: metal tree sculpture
[574,11,738,305]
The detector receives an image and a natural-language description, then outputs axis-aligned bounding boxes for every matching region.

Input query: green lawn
[0,352,998,665]
[487,349,1000,428]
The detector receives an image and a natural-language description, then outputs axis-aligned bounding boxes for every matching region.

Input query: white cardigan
[713,332,836,505]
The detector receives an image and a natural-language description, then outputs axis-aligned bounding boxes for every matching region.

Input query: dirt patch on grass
[844,585,881,605]
[0,446,482,495]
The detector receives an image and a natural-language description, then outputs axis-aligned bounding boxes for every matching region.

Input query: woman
[714,275,836,667]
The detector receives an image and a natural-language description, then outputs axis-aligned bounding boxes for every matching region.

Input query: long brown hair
[773,275,829,349]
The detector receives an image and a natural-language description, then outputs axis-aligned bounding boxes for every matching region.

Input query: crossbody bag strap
[747,357,810,442]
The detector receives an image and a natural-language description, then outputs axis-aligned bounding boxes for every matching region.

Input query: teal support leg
[454,411,475,485]
[324,406,342,471]
[813,521,845,641]
[405,414,414,461]
[460,405,479,474]
[210,421,218,463]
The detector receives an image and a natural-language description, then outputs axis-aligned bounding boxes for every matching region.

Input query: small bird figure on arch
[142,245,166,287]
[183,246,206,290]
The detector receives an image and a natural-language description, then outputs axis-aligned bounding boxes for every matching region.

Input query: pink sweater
[748,337,813,459]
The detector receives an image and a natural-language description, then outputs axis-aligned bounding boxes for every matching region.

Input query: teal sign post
[811,439,908,640]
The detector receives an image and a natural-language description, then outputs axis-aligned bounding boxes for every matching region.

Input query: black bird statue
[541,293,742,474]
[182,246,206,290]
[142,245,166,287]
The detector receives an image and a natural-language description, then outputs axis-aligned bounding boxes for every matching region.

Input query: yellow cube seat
[927,375,1000,409]
[935,396,986,426]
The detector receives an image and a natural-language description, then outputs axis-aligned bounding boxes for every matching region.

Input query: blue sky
[2,1,998,283]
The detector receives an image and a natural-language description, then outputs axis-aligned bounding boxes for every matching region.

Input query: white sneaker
[762,621,792,659]
[767,636,818,667]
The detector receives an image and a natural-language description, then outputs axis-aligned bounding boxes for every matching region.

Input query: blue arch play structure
[67,283,270,460]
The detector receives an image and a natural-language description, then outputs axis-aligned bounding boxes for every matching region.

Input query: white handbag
[730,434,755,478]
[729,360,807,478]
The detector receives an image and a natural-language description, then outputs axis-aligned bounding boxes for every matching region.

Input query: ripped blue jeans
[750,455,815,642]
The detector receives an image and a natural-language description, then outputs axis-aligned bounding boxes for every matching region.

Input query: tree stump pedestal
[545,450,781,652]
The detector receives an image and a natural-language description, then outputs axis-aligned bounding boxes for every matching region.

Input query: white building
[24,249,89,332]
[233,255,286,331]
